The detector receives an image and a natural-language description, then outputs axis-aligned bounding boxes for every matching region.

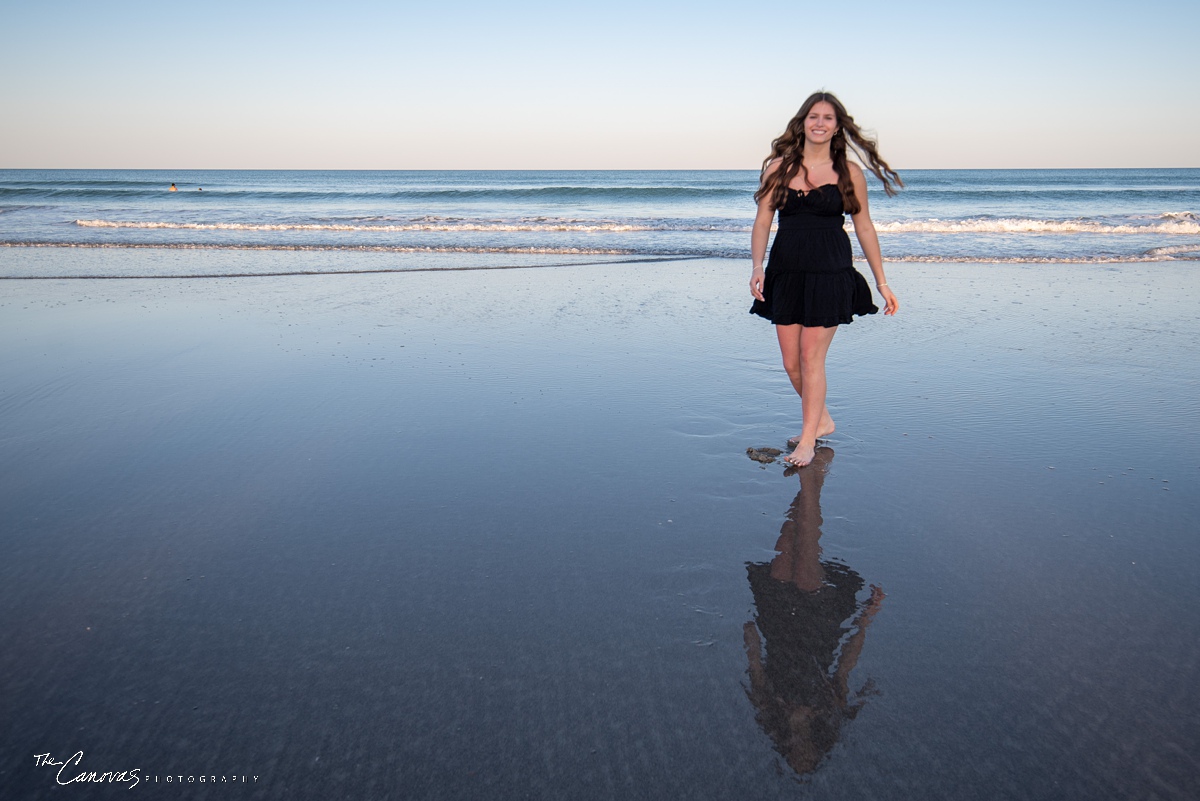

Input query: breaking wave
[73,218,738,233]
[71,213,1200,236]
[5,241,1200,263]
[872,215,1200,235]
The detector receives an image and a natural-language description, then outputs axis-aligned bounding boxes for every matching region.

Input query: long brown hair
[753,91,902,214]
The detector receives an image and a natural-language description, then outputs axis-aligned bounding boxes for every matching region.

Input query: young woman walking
[750,92,902,467]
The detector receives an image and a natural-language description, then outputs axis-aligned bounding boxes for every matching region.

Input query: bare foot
[783,442,816,468]
[788,418,835,447]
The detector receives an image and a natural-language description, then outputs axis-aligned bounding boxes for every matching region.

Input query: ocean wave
[0,187,153,198]
[5,240,1200,263]
[10,183,1198,202]
[886,254,1200,264]
[73,218,744,233]
[2,185,750,201]
[70,215,1200,236]
[885,186,1200,199]
[1143,244,1200,258]
[0,179,165,188]
[386,186,748,199]
[72,215,1200,235]
[871,216,1200,235]
[2,241,642,256]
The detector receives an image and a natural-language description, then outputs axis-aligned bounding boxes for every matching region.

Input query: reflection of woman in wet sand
[743,447,884,775]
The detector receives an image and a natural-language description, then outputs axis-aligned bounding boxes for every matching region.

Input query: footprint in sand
[746,447,783,464]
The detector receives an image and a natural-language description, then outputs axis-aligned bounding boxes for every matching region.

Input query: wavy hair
[754,91,902,215]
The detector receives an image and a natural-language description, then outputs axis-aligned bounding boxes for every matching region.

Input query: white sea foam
[4,241,637,256]
[1143,244,1200,258]
[884,254,1195,264]
[870,217,1200,235]
[7,241,1200,263]
[74,219,666,233]
[73,215,1200,236]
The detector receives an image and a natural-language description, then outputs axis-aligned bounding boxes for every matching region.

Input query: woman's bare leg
[776,325,836,452]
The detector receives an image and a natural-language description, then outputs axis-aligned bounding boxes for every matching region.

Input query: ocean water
[1,169,1198,277]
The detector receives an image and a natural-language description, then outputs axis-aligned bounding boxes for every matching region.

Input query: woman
[749,91,901,467]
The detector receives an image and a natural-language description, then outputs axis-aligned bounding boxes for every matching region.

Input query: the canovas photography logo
[34,751,260,789]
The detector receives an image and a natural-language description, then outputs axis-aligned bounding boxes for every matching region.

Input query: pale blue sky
[2,0,1196,168]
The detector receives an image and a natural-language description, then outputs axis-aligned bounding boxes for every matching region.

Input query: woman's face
[803,102,838,144]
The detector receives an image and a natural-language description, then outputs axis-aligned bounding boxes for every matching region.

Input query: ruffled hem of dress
[749,269,877,327]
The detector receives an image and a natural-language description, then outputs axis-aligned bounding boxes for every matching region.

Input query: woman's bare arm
[749,160,781,301]
[848,164,898,315]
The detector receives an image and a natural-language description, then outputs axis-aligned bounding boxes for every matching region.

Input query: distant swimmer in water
[197,187,202,191]
[169,183,177,191]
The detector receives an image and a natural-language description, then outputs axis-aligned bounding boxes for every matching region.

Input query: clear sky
[2,0,1197,169]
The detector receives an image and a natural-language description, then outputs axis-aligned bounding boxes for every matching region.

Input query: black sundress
[749,183,877,327]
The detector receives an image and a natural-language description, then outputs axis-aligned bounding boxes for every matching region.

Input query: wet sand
[2,253,1198,799]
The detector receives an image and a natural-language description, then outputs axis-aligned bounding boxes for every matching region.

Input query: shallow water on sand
[1,254,1198,799]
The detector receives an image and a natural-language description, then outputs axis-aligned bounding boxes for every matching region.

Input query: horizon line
[3,165,1199,172]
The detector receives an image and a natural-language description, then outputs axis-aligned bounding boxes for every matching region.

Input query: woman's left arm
[849,164,898,316]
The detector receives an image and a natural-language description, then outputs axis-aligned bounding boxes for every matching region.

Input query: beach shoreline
[2,255,1198,799]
